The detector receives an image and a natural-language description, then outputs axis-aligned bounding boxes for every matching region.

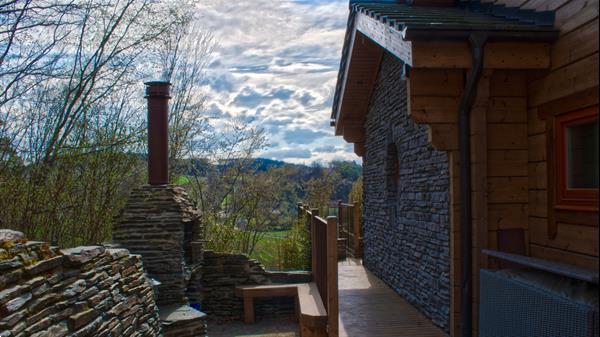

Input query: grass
[173,175,191,185]
[252,230,290,270]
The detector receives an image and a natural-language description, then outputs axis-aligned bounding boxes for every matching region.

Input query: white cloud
[196,0,359,164]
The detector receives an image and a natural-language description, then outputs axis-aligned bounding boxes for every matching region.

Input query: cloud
[261,148,312,159]
[232,86,296,108]
[205,103,231,118]
[230,65,270,73]
[232,87,265,108]
[271,87,294,100]
[195,0,356,163]
[201,74,236,92]
[297,91,315,106]
[314,145,338,153]
[283,128,328,144]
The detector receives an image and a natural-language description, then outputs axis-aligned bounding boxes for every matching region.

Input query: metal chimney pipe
[144,81,171,185]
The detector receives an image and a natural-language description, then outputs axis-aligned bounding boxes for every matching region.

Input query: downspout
[459,32,488,337]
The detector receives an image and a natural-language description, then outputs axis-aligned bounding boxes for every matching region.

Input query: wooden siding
[490,0,599,270]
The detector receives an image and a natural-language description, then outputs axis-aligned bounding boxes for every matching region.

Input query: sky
[195,0,358,165]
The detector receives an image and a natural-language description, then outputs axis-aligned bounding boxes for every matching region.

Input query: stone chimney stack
[112,81,206,336]
[145,81,171,185]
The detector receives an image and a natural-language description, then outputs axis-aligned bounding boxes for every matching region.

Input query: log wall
[491,0,599,270]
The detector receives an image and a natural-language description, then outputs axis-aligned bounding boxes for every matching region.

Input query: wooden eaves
[331,3,559,157]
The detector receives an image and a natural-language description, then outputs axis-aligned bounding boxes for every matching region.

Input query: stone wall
[0,230,161,337]
[362,54,451,331]
[113,184,207,336]
[201,250,311,322]
[113,185,203,307]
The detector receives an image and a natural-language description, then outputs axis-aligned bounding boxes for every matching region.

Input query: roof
[353,1,556,34]
[331,0,559,121]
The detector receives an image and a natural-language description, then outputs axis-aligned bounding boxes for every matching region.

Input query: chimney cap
[144,81,171,98]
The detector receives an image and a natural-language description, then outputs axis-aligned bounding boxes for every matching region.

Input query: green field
[251,230,290,270]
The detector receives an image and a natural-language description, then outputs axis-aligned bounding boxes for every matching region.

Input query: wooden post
[337,200,343,235]
[297,202,304,219]
[326,216,339,337]
[243,297,254,324]
[352,202,361,258]
[337,200,344,255]
[310,208,319,274]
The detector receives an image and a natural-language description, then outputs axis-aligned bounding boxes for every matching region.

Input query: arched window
[386,143,400,222]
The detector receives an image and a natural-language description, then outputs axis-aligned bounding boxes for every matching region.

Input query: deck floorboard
[338,260,448,337]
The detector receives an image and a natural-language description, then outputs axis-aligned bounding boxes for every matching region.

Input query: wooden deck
[338,259,448,337]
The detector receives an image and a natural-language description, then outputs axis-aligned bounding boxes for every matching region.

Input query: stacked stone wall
[113,185,203,307]
[362,54,451,331]
[201,251,311,322]
[0,230,161,337]
[113,185,206,336]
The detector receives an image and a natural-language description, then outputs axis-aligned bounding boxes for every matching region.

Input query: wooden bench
[234,284,298,324]
[235,283,327,336]
[297,283,328,337]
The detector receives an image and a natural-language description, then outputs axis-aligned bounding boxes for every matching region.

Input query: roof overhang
[331,3,559,156]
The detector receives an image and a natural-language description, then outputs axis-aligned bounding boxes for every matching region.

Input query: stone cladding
[362,54,451,331]
[0,230,161,337]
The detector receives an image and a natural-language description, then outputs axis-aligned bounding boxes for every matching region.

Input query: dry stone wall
[0,230,161,337]
[362,54,451,331]
[112,184,206,336]
[201,250,311,322]
[113,185,203,307]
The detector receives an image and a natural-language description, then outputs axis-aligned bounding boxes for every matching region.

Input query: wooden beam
[336,31,383,135]
[335,119,364,136]
[428,123,458,150]
[411,41,551,69]
[353,142,365,157]
[485,42,551,69]
[355,12,413,66]
[537,85,599,118]
[528,52,599,107]
[409,68,464,96]
[409,96,459,124]
[342,127,365,143]
[326,216,339,337]
[412,41,471,68]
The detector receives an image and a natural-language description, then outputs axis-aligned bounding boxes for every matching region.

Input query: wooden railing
[298,205,339,337]
[298,201,363,260]
[336,201,363,259]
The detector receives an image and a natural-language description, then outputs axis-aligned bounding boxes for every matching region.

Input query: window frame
[554,105,599,211]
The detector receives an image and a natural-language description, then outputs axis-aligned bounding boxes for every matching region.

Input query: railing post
[310,208,319,273]
[327,216,339,337]
[297,202,303,219]
[337,200,343,237]
[353,201,361,258]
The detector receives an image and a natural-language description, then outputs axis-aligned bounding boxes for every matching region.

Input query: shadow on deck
[339,259,448,337]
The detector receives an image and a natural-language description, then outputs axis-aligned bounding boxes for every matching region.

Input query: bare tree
[0,0,199,246]
[156,18,216,173]
[0,0,76,106]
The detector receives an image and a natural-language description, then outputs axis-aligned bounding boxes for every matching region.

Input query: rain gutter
[458,32,488,337]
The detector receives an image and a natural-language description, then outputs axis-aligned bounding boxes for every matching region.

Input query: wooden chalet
[332,0,598,336]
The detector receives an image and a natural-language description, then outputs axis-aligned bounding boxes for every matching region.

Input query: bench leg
[243,297,254,324]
